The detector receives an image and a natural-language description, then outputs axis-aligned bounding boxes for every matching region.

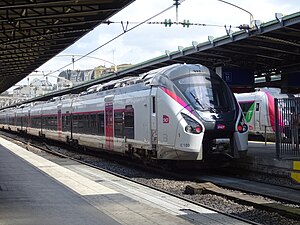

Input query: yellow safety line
[294,161,300,171]
[291,172,300,183]
[291,161,300,183]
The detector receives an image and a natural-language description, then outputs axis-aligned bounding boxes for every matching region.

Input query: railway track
[1,130,300,225]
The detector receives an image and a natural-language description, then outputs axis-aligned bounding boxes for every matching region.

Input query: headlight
[181,113,202,134]
[237,114,248,133]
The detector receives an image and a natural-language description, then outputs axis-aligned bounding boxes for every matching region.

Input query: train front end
[153,64,248,161]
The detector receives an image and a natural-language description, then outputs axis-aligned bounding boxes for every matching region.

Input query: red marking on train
[163,115,169,123]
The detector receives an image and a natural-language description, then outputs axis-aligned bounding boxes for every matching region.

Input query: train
[0,64,248,162]
[234,87,295,140]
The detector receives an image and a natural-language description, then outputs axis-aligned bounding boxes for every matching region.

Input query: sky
[7,0,300,92]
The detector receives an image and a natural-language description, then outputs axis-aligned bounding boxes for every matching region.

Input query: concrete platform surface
[0,140,121,225]
[0,137,250,225]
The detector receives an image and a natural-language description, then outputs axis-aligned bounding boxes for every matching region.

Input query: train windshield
[173,73,234,112]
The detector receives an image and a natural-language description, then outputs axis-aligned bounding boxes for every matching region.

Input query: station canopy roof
[124,12,300,78]
[0,0,134,93]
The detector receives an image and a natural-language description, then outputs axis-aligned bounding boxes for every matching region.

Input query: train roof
[141,64,211,85]
[46,64,212,100]
[235,87,293,101]
[76,64,209,97]
[255,87,282,94]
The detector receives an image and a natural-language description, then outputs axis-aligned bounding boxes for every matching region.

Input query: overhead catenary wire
[44,1,186,78]
[103,20,235,28]
[42,0,250,79]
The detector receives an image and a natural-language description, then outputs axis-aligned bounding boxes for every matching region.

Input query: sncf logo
[217,124,226,129]
[163,115,169,123]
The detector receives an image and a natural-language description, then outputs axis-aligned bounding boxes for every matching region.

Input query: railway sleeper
[185,183,300,221]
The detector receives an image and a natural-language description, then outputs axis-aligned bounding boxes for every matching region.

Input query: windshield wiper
[190,92,205,110]
[190,92,217,112]
[205,103,217,113]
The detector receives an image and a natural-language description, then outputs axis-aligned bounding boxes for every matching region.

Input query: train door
[150,89,158,149]
[105,102,114,150]
[254,101,261,131]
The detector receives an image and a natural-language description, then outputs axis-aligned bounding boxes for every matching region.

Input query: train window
[256,103,260,111]
[173,74,234,112]
[72,115,79,133]
[62,116,66,131]
[43,116,53,130]
[16,117,20,126]
[9,117,13,125]
[86,115,90,131]
[114,111,124,138]
[66,115,70,125]
[79,115,85,133]
[37,117,41,128]
[81,115,87,133]
[24,116,28,127]
[89,114,97,134]
[53,116,58,130]
[239,101,254,117]
[77,115,84,130]
[98,113,104,135]
[42,116,46,128]
[31,117,35,127]
[63,114,71,132]
[44,116,48,129]
[31,116,41,128]
[124,110,134,139]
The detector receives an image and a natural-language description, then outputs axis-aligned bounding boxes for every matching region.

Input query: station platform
[233,141,300,185]
[0,137,249,225]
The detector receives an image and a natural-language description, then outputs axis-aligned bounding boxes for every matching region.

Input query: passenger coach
[0,64,248,162]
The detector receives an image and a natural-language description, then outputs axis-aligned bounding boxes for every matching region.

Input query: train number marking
[180,143,190,148]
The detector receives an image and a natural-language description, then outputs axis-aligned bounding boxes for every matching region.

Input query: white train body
[235,88,291,139]
[0,64,248,161]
